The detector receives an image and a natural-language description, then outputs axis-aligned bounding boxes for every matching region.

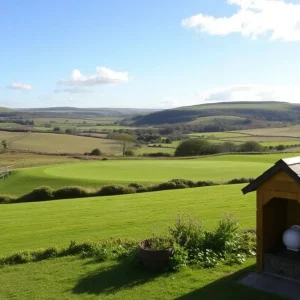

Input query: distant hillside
[0,107,13,113]
[132,102,300,129]
[15,107,160,118]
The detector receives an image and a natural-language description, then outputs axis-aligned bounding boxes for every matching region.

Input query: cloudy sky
[1,0,300,108]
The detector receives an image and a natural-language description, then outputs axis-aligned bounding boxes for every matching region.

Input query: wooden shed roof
[242,157,300,194]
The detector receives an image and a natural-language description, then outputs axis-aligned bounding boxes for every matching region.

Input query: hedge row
[0,177,254,204]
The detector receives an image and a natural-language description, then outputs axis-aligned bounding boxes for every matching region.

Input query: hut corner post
[257,190,263,271]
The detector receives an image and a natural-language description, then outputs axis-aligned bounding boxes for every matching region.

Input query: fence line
[0,165,13,179]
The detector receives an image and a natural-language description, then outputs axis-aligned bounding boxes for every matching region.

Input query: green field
[2,153,300,196]
[0,153,288,300]
[1,257,269,300]
[0,131,121,154]
[0,184,279,300]
[237,125,300,137]
[0,152,77,168]
[134,146,175,156]
[189,132,250,138]
[0,185,255,255]
[0,155,270,195]
[187,115,245,125]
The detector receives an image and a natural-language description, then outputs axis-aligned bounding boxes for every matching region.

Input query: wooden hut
[243,157,300,280]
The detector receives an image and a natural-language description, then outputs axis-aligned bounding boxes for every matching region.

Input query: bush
[52,187,90,200]
[17,186,54,203]
[3,251,32,265]
[239,141,264,152]
[32,247,60,261]
[124,150,134,156]
[128,183,143,189]
[0,194,16,204]
[195,180,215,187]
[168,214,255,270]
[62,241,97,256]
[276,144,286,151]
[151,181,186,191]
[169,214,205,253]
[102,157,108,160]
[169,244,188,271]
[143,152,172,157]
[227,178,254,184]
[90,148,101,156]
[97,185,136,196]
[169,179,196,188]
[175,139,221,157]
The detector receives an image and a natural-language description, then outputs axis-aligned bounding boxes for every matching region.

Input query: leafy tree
[53,127,61,132]
[165,137,172,144]
[175,139,220,157]
[220,141,238,153]
[65,128,77,135]
[113,134,136,156]
[276,144,286,151]
[239,141,264,152]
[1,140,7,149]
[124,150,134,157]
[90,148,101,156]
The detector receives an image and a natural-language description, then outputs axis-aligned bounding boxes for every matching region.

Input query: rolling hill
[132,101,300,127]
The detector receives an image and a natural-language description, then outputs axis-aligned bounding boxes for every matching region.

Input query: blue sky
[1,0,300,108]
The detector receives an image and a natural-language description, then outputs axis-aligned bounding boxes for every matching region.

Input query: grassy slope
[237,125,300,137]
[0,185,254,255]
[0,155,278,195]
[187,115,245,125]
[177,101,292,111]
[0,257,282,300]
[4,132,121,154]
[0,152,77,168]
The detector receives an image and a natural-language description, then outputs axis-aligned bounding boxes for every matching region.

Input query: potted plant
[139,238,173,272]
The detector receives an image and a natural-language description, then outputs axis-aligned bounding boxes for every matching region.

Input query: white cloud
[196,84,300,103]
[58,66,129,86]
[54,87,91,94]
[7,82,32,91]
[182,0,300,41]
[159,96,180,108]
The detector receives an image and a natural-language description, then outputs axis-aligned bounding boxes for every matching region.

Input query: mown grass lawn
[1,153,300,196]
[0,185,255,255]
[0,182,284,300]
[0,256,283,300]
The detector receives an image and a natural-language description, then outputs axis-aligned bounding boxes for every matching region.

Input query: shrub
[151,181,186,191]
[17,186,54,203]
[169,179,196,188]
[3,251,32,265]
[144,152,172,157]
[124,150,134,157]
[128,183,143,189]
[169,214,205,253]
[227,178,254,184]
[0,195,16,204]
[32,247,60,261]
[97,185,136,196]
[168,214,255,270]
[276,144,286,151]
[102,157,108,160]
[136,186,153,193]
[62,241,97,256]
[90,148,101,156]
[175,139,221,157]
[203,215,239,255]
[195,180,215,187]
[239,141,264,152]
[169,244,188,271]
[52,187,90,200]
